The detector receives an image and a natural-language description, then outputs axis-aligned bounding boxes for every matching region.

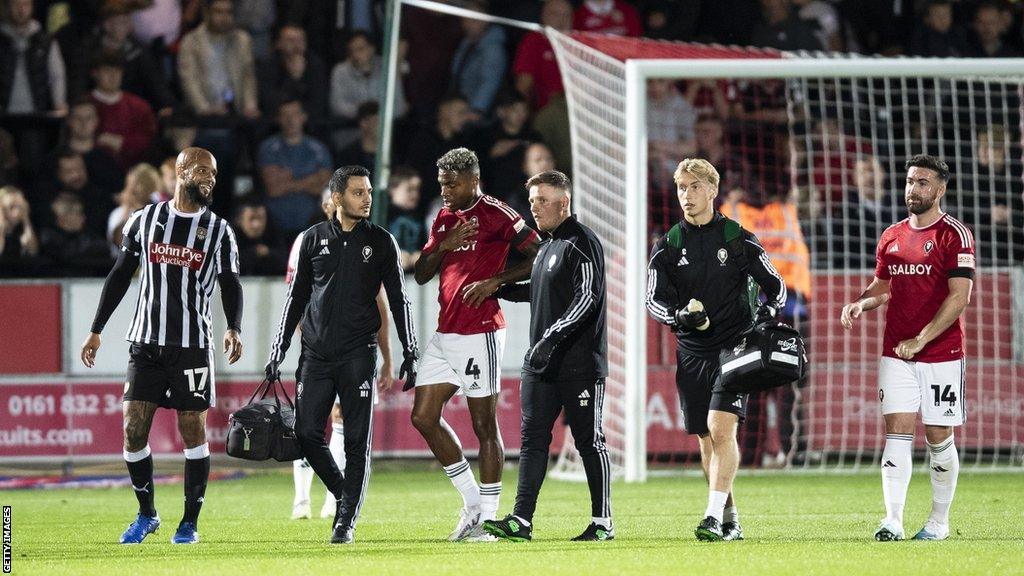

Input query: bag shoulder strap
[666,222,685,249]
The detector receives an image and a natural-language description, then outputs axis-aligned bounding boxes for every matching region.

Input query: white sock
[513,515,531,527]
[479,482,501,521]
[326,423,345,504]
[881,433,913,525]
[927,435,959,525]
[704,490,729,523]
[723,505,739,525]
[292,458,313,506]
[592,516,612,528]
[443,459,481,509]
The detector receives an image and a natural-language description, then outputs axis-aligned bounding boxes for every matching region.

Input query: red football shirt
[573,0,642,36]
[875,214,976,362]
[512,31,564,110]
[422,195,538,335]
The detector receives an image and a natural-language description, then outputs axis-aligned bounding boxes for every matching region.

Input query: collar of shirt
[330,217,369,237]
[679,210,722,234]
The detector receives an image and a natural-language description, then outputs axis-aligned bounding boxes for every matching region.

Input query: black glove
[264,359,281,381]
[399,351,418,391]
[673,307,709,331]
[525,339,555,373]
[755,304,778,328]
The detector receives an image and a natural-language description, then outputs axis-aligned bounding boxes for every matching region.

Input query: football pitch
[5,465,1022,575]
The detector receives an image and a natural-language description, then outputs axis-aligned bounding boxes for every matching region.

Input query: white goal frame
[612,52,1024,482]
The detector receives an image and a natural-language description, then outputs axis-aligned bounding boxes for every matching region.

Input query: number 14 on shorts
[931,384,956,407]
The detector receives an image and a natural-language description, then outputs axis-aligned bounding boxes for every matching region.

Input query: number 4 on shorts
[465,358,481,380]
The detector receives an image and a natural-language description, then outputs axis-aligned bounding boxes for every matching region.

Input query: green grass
[4,466,1023,575]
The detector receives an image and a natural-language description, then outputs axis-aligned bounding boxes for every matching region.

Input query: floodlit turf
[4,466,1023,575]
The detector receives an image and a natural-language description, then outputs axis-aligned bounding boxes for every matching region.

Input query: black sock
[183,448,210,526]
[125,448,156,518]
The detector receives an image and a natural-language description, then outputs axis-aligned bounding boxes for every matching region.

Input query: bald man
[82,147,244,545]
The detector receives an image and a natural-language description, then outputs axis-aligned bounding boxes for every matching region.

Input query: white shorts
[417,330,505,398]
[878,356,967,426]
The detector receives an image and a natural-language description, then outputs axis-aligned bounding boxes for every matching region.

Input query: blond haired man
[646,158,787,541]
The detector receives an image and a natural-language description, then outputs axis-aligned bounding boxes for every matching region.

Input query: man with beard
[841,155,975,542]
[265,165,418,544]
[80,147,244,545]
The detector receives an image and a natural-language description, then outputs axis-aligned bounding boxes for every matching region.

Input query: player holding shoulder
[80,147,243,545]
[411,148,541,542]
[841,155,974,542]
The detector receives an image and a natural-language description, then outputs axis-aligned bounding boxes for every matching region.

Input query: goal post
[550,27,1024,481]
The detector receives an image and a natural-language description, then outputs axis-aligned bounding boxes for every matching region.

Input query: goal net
[547,30,1024,480]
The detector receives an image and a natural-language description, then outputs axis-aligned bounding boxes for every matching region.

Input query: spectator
[50,150,114,238]
[0,0,67,115]
[634,0,702,40]
[89,54,158,170]
[402,95,471,213]
[72,8,176,116]
[283,0,382,66]
[399,2,464,117]
[693,114,752,197]
[131,0,182,52]
[337,101,379,170]
[648,78,697,187]
[0,185,40,275]
[106,162,159,255]
[234,197,287,275]
[508,141,555,228]
[473,93,543,202]
[791,0,842,51]
[329,31,406,149]
[963,0,1022,57]
[257,98,333,240]
[51,98,124,195]
[532,93,572,178]
[683,79,733,120]
[907,0,963,57]
[233,0,276,60]
[963,126,1024,266]
[38,192,112,276]
[573,0,642,36]
[722,187,810,468]
[177,0,258,215]
[822,155,895,269]
[513,0,572,111]
[177,0,259,118]
[0,128,18,187]
[450,1,507,120]
[157,156,175,203]
[385,166,424,273]
[257,24,328,119]
[750,0,821,52]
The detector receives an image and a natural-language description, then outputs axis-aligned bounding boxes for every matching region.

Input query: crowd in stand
[1,0,1022,278]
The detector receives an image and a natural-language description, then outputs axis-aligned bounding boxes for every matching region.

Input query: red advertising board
[0,380,530,458]
[0,284,62,374]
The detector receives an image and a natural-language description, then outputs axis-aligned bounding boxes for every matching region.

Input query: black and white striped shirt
[119,202,239,348]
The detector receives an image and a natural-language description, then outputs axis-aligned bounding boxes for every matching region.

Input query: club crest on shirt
[196,227,207,240]
[362,245,372,262]
[717,248,728,265]
[924,240,934,253]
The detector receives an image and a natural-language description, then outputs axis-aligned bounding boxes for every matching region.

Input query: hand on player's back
[438,220,479,252]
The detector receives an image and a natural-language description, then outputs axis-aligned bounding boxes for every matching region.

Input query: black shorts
[125,343,214,411]
[675,349,746,436]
